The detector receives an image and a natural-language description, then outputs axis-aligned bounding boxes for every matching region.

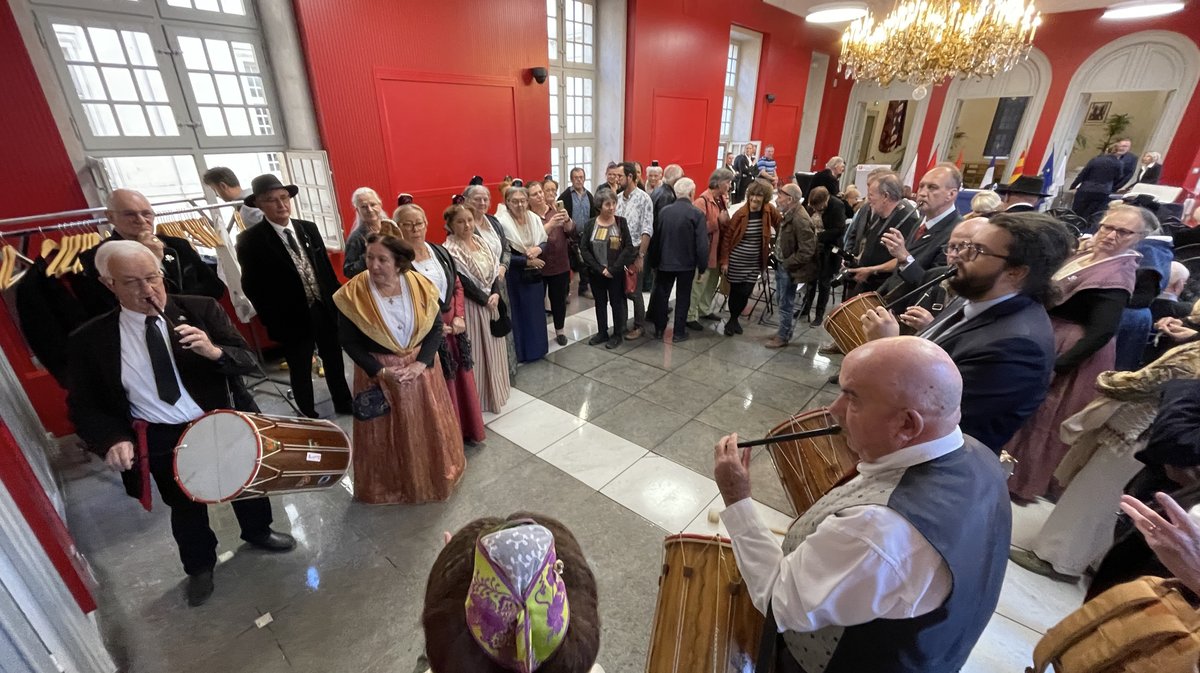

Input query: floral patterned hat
[465,520,570,673]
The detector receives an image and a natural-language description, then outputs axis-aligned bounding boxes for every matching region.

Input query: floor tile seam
[482,394,537,423]
[990,608,1048,637]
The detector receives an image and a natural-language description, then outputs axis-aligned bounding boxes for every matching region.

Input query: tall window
[718,41,740,167]
[548,0,596,190]
[29,0,342,248]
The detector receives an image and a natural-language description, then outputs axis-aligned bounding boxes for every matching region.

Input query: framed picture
[1086,101,1111,124]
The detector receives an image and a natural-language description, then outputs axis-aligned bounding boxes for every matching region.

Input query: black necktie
[928,305,966,341]
[284,228,302,256]
[145,316,181,404]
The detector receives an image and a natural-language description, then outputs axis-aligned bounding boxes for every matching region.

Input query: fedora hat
[244,174,298,208]
[995,175,1050,198]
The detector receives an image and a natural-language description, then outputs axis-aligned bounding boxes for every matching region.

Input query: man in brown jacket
[687,167,735,330]
[766,184,820,348]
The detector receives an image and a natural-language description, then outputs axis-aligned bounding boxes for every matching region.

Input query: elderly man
[846,172,921,295]
[558,167,597,298]
[688,168,734,329]
[1113,138,1137,188]
[646,177,707,342]
[765,184,818,348]
[236,174,352,419]
[995,175,1048,214]
[651,163,683,218]
[202,166,263,227]
[79,189,225,315]
[67,241,294,606]
[862,213,1073,452]
[876,164,963,310]
[645,164,664,193]
[715,336,1011,672]
[809,156,845,197]
[756,145,778,180]
[615,161,654,339]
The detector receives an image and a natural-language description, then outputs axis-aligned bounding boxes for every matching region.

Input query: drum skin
[823,292,884,355]
[645,534,764,673]
[174,410,351,503]
[766,408,857,517]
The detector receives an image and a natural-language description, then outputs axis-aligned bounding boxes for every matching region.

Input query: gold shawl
[333,270,440,353]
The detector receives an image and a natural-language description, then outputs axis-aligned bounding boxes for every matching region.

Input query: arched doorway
[838,80,931,188]
[1047,30,1200,186]
[930,48,1052,185]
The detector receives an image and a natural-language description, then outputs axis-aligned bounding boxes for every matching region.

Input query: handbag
[624,266,638,294]
[352,385,390,421]
[490,296,512,337]
[520,264,543,283]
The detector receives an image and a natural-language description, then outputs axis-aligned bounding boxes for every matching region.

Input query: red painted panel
[293,0,550,239]
[650,95,710,168]
[761,103,801,177]
[813,67,854,170]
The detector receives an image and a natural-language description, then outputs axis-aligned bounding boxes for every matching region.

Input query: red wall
[0,2,87,437]
[909,5,1200,188]
[624,0,840,180]
[292,0,552,242]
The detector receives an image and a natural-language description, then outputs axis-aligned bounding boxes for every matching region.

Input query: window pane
[179,36,208,70]
[122,31,157,67]
[101,66,138,101]
[205,38,235,72]
[189,72,219,104]
[224,106,252,135]
[199,106,227,135]
[146,105,179,136]
[53,24,92,62]
[83,103,120,136]
[87,27,126,65]
[231,42,260,73]
[195,0,220,11]
[220,0,246,14]
[167,0,193,7]
[251,107,273,135]
[135,69,168,102]
[202,152,282,184]
[215,73,243,104]
[114,104,150,135]
[102,155,204,202]
[241,75,266,104]
[67,65,106,100]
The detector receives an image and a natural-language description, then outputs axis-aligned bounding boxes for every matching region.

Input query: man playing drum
[714,337,1010,673]
[67,241,295,607]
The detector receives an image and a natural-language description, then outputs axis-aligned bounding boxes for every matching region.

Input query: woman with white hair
[343,187,395,277]
[496,186,549,362]
[967,190,1003,218]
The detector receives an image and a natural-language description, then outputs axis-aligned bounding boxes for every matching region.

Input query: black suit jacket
[1072,153,1123,194]
[78,232,226,316]
[929,294,1055,453]
[854,201,921,292]
[236,218,341,342]
[66,295,258,457]
[1134,163,1162,186]
[879,210,962,305]
[1117,152,1138,188]
[809,168,841,198]
[557,187,597,220]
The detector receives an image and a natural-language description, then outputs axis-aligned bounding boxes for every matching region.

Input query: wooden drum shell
[645,534,763,673]
[823,292,884,355]
[766,408,857,517]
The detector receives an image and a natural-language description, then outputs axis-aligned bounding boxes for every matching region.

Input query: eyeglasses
[116,274,164,289]
[117,210,155,220]
[941,242,1009,262]
[1096,223,1143,239]
[259,195,291,206]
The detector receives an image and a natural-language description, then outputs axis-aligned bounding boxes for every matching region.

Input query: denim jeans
[775,265,798,341]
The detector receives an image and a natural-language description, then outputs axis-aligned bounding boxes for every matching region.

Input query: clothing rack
[0,197,209,228]
[0,201,240,239]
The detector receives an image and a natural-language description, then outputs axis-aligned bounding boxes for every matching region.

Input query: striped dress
[445,235,511,414]
[726,213,763,283]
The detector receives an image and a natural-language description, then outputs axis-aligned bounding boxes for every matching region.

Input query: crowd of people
[56,137,1200,671]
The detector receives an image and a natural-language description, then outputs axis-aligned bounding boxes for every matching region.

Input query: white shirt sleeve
[720,497,952,633]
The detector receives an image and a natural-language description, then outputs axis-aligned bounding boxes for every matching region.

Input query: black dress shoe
[605,334,623,350]
[243,529,297,552]
[186,570,214,607]
[334,403,353,416]
[588,332,609,346]
[672,332,690,343]
[700,313,721,321]
[686,320,704,331]
[809,315,825,328]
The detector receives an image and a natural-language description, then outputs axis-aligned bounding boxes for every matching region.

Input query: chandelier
[838,0,1041,98]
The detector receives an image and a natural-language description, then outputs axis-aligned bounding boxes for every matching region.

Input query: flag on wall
[926,145,940,173]
[878,100,908,154]
[979,157,996,188]
[900,154,917,191]
[1009,151,1027,182]
[1041,149,1056,195]
[955,149,964,169]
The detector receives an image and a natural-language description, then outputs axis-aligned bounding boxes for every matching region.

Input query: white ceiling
[765,0,1121,21]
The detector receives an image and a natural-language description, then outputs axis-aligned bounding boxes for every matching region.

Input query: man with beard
[861,213,1074,453]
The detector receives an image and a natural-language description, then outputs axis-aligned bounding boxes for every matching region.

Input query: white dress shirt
[412,243,449,304]
[370,277,415,347]
[721,429,962,633]
[268,219,297,247]
[119,307,205,425]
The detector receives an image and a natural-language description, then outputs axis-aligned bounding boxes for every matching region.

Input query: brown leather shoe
[625,327,643,339]
[817,342,842,355]
[764,336,788,349]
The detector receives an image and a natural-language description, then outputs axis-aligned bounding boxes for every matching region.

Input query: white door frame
[839,80,931,180]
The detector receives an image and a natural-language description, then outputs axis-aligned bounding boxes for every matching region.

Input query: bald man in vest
[714,336,1010,672]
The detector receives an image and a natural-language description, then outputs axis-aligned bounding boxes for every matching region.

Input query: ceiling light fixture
[1101,0,1185,19]
[806,2,870,23]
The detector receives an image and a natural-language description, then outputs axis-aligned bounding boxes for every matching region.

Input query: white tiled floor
[479,387,534,424]
[599,454,720,532]
[538,424,647,489]
[486,398,585,453]
[963,612,1044,673]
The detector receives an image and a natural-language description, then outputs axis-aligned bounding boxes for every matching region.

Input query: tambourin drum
[174,410,351,504]
[767,408,857,517]
[823,291,884,355]
[645,534,764,673]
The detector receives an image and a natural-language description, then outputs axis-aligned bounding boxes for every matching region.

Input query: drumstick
[707,509,788,536]
[736,425,841,449]
[882,267,957,311]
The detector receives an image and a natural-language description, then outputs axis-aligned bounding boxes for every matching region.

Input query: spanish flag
[1009,151,1027,183]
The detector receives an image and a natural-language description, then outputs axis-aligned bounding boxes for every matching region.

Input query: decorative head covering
[466,520,570,673]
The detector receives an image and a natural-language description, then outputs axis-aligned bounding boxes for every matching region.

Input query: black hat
[244,174,298,208]
[995,175,1050,198]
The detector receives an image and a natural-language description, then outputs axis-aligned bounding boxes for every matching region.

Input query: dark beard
[948,267,1003,301]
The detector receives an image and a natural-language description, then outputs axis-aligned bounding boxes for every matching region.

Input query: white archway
[1046,30,1200,184]
[839,80,932,181]
[931,47,1052,183]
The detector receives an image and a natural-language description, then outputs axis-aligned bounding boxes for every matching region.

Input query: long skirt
[498,273,519,384]
[442,331,485,443]
[351,352,465,504]
[464,300,510,413]
[506,271,549,362]
[1005,318,1116,500]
